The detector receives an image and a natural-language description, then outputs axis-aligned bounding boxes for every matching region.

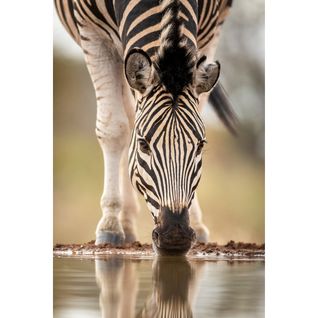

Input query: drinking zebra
[55,0,236,254]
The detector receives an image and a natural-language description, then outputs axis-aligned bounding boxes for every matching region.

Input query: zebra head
[125,47,220,255]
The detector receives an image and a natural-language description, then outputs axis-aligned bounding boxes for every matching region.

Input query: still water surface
[54,256,264,317]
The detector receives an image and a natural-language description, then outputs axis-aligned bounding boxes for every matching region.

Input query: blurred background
[53,1,264,245]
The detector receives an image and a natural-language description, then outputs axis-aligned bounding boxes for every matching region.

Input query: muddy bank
[53,240,265,259]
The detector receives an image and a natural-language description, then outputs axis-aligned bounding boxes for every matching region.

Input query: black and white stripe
[128,83,206,218]
[55,0,235,222]
[55,0,233,58]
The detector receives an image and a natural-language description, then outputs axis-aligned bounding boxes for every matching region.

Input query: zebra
[55,0,236,254]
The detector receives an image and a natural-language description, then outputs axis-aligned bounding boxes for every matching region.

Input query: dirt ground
[53,240,265,259]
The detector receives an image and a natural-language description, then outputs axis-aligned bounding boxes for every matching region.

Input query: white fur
[190,194,210,243]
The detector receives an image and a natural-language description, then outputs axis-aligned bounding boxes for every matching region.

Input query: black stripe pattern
[55,1,232,53]
[128,85,206,217]
[55,0,234,220]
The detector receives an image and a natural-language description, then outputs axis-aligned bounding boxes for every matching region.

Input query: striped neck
[113,0,198,59]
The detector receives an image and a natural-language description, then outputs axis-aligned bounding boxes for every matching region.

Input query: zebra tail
[208,81,239,136]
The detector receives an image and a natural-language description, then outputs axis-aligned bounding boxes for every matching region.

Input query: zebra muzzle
[152,208,196,255]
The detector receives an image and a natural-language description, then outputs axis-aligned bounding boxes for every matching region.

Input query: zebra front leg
[94,79,130,245]
[119,83,140,243]
[77,24,130,245]
[119,145,140,243]
[190,194,210,243]
[96,118,129,245]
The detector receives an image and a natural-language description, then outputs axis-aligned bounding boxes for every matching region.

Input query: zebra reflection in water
[95,257,206,317]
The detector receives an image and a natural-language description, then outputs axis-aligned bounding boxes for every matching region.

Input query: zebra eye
[196,140,206,156]
[138,138,151,155]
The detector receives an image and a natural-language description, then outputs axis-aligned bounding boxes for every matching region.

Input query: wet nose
[152,224,196,255]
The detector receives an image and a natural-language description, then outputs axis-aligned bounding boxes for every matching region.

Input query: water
[54,256,264,317]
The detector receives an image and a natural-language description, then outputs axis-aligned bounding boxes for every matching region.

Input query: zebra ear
[195,57,220,95]
[125,48,153,94]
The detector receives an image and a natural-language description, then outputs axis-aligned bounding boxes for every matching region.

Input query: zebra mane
[154,0,196,99]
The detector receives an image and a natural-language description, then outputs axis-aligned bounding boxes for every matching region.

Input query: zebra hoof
[124,233,137,244]
[196,234,208,243]
[95,231,125,246]
[194,228,209,243]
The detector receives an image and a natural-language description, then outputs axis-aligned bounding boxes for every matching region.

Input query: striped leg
[78,25,129,245]
[190,194,210,243]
